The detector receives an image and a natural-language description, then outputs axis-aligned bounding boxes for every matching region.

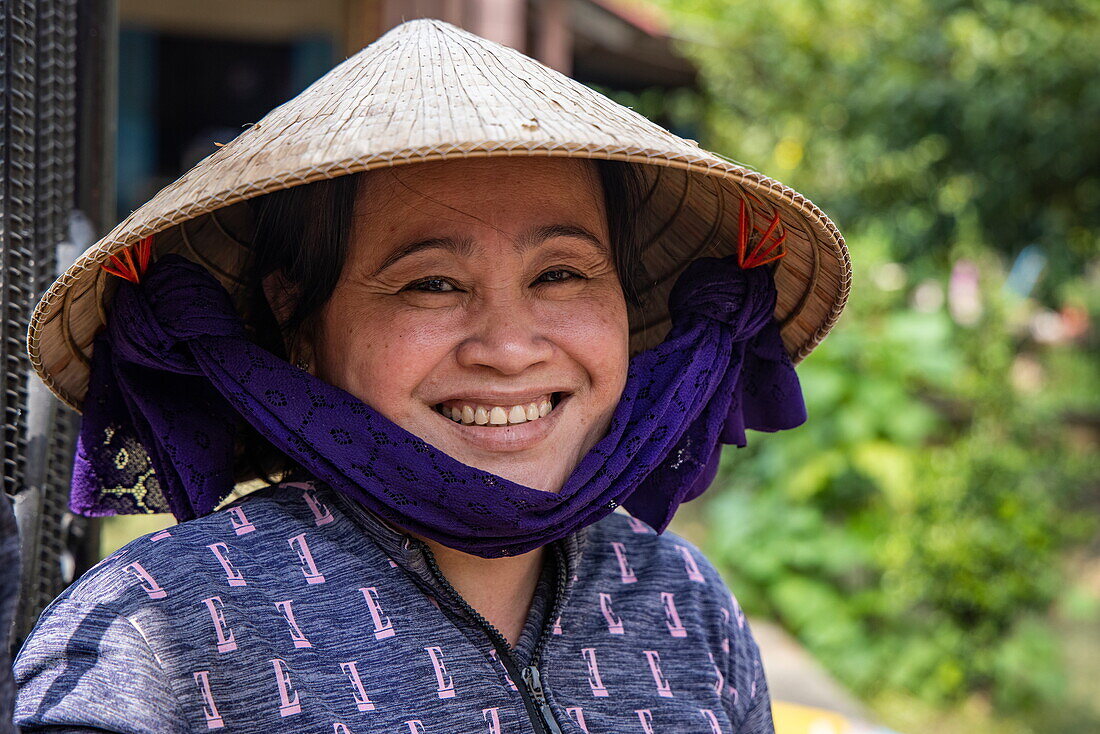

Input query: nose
[455,290,554,375]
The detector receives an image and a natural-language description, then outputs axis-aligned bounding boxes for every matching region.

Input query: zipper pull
[521,666,565,734]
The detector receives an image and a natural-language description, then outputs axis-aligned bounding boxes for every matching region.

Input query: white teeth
[440,396,560,426]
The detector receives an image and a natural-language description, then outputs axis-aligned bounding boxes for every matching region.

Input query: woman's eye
[536,269,583,284]
[405,277,456,293]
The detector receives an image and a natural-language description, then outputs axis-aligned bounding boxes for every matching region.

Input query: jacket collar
[317,481,587,660]
[318,480,587,576]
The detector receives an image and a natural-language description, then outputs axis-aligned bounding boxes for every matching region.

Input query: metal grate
[1,0,37,503]
[2,0,83,646]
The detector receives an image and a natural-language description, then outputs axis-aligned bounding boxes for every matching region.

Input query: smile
[434,394,561,426]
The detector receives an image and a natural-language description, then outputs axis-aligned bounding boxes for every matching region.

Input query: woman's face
[306,158,629,493]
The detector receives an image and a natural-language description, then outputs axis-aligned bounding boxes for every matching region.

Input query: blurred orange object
[773,700,901,734]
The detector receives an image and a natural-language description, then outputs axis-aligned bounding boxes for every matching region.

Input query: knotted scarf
[72,254,806,557]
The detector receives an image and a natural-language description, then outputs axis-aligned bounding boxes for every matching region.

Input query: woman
[14,19,849,734]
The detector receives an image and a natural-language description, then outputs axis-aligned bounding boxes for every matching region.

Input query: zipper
[531,541,569,670]
[523,542,570,734]
[521,665,562,734]
[418,540,566,734]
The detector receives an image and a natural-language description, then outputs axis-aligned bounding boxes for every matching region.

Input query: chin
[453,452,571,494]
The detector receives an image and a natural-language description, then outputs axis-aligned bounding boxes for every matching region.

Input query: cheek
[315,302,458,414]
[544,294,629,395]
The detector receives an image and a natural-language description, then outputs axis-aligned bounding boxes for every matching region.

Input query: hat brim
[26,20,850,412]
[28,145,849,412]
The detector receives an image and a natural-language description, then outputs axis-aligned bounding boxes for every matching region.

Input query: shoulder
[559,513,769,729]
[585,510,731,592]
[13,483,344,729]
[56,482,336,611]
[13,593,187,731]
[578,511,749,652]
[583,511,758,670]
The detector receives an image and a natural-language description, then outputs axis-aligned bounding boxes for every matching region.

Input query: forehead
[350,157,607,252]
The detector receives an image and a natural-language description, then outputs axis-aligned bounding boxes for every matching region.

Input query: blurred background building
[113,0,695,220]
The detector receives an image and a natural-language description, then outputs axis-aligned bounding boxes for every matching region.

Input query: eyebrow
[372,223,607,276]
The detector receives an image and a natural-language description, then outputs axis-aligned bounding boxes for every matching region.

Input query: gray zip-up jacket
[14,482,774,733]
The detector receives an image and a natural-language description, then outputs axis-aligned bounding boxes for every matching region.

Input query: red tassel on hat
[737,199,787,269]
[103,235,153,283]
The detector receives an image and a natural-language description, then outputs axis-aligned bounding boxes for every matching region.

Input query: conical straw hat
[28,19,850,412]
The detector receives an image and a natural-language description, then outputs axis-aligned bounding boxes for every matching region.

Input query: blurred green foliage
[703,236,1096,718]
[631,0,1100,726]
[644,0,1100,298]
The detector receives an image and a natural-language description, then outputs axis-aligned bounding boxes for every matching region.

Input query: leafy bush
[631,0,1100,721]
[696,233,1097,715]
[652,0,1100,300]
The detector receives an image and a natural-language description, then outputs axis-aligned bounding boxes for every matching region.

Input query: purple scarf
[72,254,805,557]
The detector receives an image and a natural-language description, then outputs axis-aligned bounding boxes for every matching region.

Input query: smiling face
[302,158,629,493]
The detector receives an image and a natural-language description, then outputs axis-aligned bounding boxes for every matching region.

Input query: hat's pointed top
[139,17,699,216]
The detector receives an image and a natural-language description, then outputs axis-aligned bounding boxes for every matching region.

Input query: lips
[427,391,570,459]
[434,393,562,426]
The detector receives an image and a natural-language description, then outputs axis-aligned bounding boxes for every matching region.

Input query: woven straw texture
[27,19,851,412]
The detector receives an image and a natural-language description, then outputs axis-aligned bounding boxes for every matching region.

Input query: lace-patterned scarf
[72,254,805,557]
